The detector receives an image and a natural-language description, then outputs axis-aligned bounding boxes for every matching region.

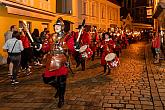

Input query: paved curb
[145,43,164,110]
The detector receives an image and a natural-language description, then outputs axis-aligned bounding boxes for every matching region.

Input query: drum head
[105,53,116,61]
[79,45,87,53]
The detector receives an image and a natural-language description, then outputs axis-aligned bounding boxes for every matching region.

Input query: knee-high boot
[57,76,66,108]
[75,52,81,68]
[92,52,95,61]
[48,77,59,98]
[54,84,59,98]
[104,65,107,73]
[81,59,85,71]
[107,66,111,75]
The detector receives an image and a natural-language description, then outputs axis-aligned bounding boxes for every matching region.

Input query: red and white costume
[101,38,115,65]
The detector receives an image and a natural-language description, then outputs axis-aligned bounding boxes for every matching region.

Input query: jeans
[9,54,21,80]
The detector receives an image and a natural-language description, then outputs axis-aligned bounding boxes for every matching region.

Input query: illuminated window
[56,0,72,14]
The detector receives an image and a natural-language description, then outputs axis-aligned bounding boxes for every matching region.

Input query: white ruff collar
[105,39,110,41]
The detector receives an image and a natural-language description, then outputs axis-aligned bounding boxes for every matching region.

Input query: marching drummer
[90,27,99,61]
[100,32,115,75]
[74,25,91,71]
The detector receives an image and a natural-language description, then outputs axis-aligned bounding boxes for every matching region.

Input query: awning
[153,2,165,18]
[0,0,55,20]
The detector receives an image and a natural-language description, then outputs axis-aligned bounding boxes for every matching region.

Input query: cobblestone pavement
[0,42,165,110]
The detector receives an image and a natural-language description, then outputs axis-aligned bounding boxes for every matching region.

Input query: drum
[105,53,120,68]
[79,45,93,58]
[105,53,116,61]
[79,45,88,53]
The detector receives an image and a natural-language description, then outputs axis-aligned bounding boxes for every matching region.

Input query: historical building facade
[79,0,120,31]
[153,0,165,47]
[153,0,165,32]
[120,0,153,31]
[0,0,120,64]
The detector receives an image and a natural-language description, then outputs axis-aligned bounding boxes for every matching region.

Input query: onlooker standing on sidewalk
[151,35,156,59]
[3,31,24,84]
[4,25,17,75]
[152,32,161,63]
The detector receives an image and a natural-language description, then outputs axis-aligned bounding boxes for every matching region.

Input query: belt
[8,52,21,56]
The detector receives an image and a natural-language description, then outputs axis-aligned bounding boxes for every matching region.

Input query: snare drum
[105,53,120,68]
[79,45,87,53]
[79,45,93,58]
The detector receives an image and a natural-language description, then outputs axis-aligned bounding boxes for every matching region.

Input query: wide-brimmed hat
[76,25,83,29]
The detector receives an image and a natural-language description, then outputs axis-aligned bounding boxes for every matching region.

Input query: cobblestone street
[0,42,165,110]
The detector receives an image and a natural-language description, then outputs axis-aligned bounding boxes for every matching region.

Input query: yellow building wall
[7,0,55,13]
[0,6,54,59]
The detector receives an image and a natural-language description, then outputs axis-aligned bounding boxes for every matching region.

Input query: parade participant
[100,32,115,75]
[20,30,31,74]
[90,27,99,61]
[40,28,48,42]
[121,33,129,49]
[114,35,121,58]
[41,31,52,54]
[74,25,91,71]
[42,17,73,108]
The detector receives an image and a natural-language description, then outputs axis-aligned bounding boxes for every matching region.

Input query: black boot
[57,76,66,108]
[54,88,59,98]
[75,53,81,68]
[81,59,85,71]
[91,52,95,61]
[58,96,64,108]
[104,65,107,73]
[107,66,111,75]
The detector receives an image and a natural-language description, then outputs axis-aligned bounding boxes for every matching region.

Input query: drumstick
[76,19,85,42]
[22,21,34,43]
